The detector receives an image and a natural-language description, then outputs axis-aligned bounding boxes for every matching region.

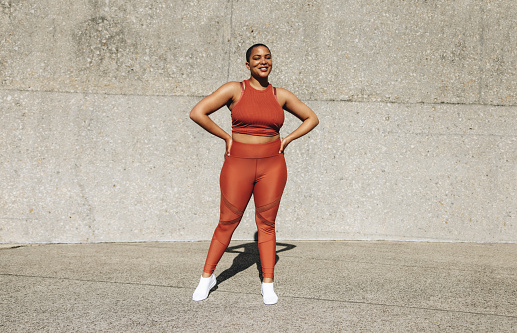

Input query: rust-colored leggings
[203,139,287,279]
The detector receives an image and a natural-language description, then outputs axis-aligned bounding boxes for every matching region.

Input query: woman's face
[246,46,272,79]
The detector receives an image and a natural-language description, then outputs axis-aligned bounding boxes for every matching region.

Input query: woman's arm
[277,88,319,153]
[190,82,240,155]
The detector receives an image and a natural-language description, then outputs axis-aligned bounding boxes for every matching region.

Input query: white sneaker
[192,274,217,301]
[261,282,278,305]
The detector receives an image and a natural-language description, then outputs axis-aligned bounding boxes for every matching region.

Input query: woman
[190,44,318,305]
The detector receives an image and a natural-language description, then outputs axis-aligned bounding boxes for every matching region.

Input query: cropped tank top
[231,80,284,137]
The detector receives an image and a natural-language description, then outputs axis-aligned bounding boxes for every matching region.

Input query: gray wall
[1,0,516,243]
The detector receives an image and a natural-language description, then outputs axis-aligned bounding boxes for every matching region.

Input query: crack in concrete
[478,0,485,105]
[226,0,234,82]
[2,88,517,108]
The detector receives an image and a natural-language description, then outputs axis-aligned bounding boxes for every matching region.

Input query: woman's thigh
[253,154,287,208]
[220,156,256,213]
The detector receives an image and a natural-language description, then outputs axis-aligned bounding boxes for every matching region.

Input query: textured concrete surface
[1,1,517,243]
[1,241,516,332]
[2,0,516,104]
[0,0,231,96]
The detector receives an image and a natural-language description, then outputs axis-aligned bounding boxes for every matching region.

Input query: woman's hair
[246,43,270,62]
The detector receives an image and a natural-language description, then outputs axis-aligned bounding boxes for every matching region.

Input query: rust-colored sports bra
[231,80,284,137]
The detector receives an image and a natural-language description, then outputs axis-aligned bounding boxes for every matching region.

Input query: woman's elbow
[312,115,319,127]
[189,109,200,123]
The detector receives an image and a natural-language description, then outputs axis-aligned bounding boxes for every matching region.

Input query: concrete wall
[1,0,516,243]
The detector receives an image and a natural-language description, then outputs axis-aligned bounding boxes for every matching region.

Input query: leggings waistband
[230,139,281,158]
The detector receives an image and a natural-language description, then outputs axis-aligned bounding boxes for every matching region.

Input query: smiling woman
[189,43,319,305]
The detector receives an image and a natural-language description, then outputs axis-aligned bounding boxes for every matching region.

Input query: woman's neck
[248,76,269,90]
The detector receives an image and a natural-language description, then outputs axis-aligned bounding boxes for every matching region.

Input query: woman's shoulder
[273,86,299,103]
[215,81,240,89]
[223,81,243,87]
[210,81,242,97]
[272,86,294,95]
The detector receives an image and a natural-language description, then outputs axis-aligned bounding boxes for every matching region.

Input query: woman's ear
[245,62,250,70]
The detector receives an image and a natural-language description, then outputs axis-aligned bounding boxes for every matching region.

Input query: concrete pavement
[1,240,516,332]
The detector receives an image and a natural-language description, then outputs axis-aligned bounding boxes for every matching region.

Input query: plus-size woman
[190,44,318,304]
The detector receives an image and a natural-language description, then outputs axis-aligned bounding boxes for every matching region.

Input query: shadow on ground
[215,232,296,285]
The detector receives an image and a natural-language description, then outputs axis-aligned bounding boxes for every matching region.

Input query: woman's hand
[225,137,233,156]
[279,137,291,153]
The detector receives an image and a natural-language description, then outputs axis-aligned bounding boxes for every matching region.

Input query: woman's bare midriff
[232,132,280,144]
